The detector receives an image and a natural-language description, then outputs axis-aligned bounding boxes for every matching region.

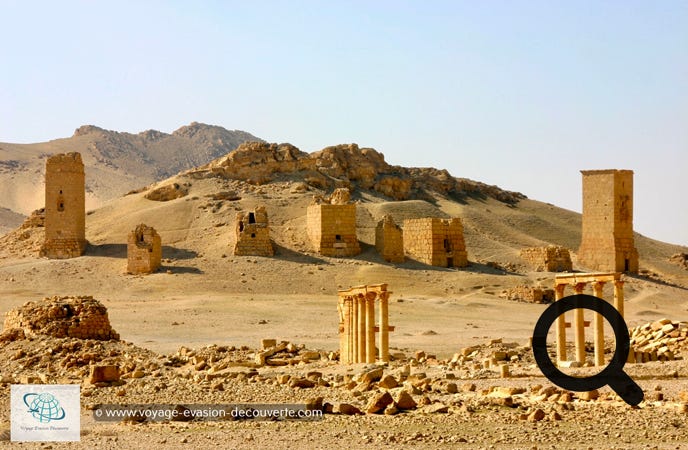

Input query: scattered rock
[366,392,394,414]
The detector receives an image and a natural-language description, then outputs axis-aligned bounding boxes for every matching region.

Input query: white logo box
[11,384,80,442]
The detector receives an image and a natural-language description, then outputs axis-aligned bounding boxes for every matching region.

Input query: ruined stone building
[578,170,638,273]
[306,188,360,257]
[375,215,404,263]
[233,206,274,256]
[3,295,119,340]
[402,218,467,267]
[501,285,555,304]
[520,245,572,272]
[127,224,162,274]
[40,152,87,259]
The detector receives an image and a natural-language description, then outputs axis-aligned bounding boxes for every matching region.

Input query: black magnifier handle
[608,371,644,406]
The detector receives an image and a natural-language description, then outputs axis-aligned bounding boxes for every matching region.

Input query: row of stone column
[554,274,624,367]
[338,285,391,364]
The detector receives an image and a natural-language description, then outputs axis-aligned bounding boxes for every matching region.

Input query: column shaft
[555,284,567,364]
[614,281,625,318]
[573,283,586,364]
[365,296,376,363]
[357,296,366,363]
[592,282,605,367]
[379,293,389,362]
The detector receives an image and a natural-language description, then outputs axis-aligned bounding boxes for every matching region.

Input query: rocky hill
[191,142,525,204]
[0,122,263,222]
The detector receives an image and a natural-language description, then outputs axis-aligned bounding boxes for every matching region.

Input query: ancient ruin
[375,215,404,263]
[553,272,624,367]
[519,245,572,272]
[2,296,119,340]
[127,224,162,274]
[501,285,554,303]
[402,218,467,267]
[338,284,394,364]
[578,170,639,273]
[630,319,688,363]
[233,206,274,256]
[40,152,87,259]
[306,188,360,257]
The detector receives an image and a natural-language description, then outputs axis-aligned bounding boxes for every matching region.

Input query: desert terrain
[0,139,687,449]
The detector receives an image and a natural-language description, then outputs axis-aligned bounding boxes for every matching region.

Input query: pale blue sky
[1,1,687,245]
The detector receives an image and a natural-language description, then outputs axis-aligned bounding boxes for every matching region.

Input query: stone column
[613,280,625,318]
[357,295,366,363]
[365,293,376,364]
[337,296,346,364]
[592,281,606,367]
[555,283,567,364]
[379,291,390,362]
[351,295,358,363]
[573,283,586,364]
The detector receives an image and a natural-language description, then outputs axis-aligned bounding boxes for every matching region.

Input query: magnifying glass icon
[532,294,644,406]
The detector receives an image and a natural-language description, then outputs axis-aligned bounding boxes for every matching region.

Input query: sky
[1,1,687,246]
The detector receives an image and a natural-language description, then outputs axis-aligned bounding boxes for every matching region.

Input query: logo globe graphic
[23,392,66,423]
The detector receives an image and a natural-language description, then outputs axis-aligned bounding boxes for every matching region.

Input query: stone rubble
[629,318,688,363]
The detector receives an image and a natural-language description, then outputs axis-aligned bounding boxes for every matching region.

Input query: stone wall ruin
[501,285,554,303]
[402,218,467,268]
[233,206,274,256]
[127,224,162,274]
[375,215,404,263]
[519,245,572,272]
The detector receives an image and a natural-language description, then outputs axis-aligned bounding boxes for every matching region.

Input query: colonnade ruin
[337,284,394,364]
[553,272,625,367]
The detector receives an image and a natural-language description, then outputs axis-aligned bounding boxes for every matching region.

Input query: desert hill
[0,122,263,223]
[0,207,23,235]
[1,141,687,357]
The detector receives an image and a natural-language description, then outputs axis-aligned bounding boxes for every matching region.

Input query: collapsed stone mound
[629,318,688,362]
[2,296,119,341]
[669,253,688,270]
[144,182,189,201]
[0,208,46,257]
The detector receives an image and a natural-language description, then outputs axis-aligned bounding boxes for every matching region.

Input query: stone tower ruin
[306,188,360,257]
[402,218,468,268]
[578,169,638,273]
[40,152,87,259]
[127,224,162,274]
[233,206,274,256]
[375,215,404,263]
